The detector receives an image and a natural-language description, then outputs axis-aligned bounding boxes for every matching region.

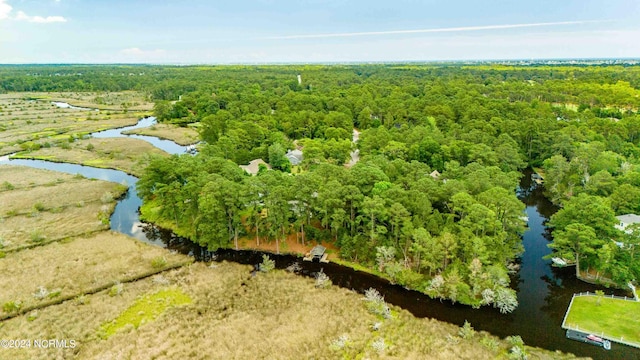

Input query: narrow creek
[1,113,636,359]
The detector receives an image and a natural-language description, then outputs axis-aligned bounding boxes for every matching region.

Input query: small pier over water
[303,245,329,263]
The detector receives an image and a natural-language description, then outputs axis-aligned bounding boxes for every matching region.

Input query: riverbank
[122,123,200,146]
[11,137,169,178]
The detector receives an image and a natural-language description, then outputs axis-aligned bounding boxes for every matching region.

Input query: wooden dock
[562,292,640,349]
[303,245,328,263]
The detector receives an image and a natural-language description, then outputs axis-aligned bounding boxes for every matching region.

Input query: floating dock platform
[566,330,611,350]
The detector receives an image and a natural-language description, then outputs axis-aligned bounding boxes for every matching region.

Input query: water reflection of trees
[540,268,573,322]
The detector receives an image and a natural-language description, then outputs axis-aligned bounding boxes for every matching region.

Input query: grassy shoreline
[11,137,169,178]
[122,123,200,146]
[564,295,640,347]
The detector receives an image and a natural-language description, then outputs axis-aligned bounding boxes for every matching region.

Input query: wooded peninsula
[3,64,639,312]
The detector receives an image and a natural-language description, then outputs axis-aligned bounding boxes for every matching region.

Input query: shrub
[3,301,22,313]
[151,256,168,269]
[2,181,14,190]
[363,288,392,319]
[258,254,275,273]
[330,334,350,350]
[286,262,301,273]
[506,335,528,360]
[33,202,46,212]
[371,338,386,354]
[86,143,95,151]
[75,294,90,305]
[48,289,62,299]
[458,320,475,339]
[101,191,114,204]
[30,229,45,243]
[495,287,518,314]
[27,311,39,321]
[32,286,49,300]
[315,269,332,289]
[109,282,124,297]
[480,335,499,351]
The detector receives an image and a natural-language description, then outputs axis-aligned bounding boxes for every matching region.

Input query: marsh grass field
[0,262,582,360]
[11,137,170,177]
[0,93,149,156]
[21,91,155,111]
[0,166,127,251]
[0,232,190,314]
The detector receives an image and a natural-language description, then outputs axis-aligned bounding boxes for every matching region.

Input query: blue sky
[1,0,639,63]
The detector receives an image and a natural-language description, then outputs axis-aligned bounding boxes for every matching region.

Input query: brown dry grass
[0,94,148,156]
[0,262,581,360]
[122,123,199,145]
[12,137,169,177]
[0,176,121,216]
[0,269,172,360]
[0,202,114,250]
[0,231,189,314]
[0,165,79,189]
[73,264,505,360]
[0,165,126,251]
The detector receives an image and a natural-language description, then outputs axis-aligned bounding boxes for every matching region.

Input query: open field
[19,91,155,111]
[0,165,85,189]
[0,165,127,251]
[0,202,118,251]
[0,231,191,316]
[11,137,169,177]
[0,262,581,360]
[0,93,149,156]
[122,123,200,145]
[0,176,123,217]
[564,295,640,346]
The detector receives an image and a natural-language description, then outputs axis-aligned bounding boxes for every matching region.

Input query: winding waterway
[1,114,636,359]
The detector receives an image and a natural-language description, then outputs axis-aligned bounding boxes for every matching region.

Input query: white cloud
[15,10,66,23]
[265,20,608,40]
[0,0,12,20]
[0,1,67,23]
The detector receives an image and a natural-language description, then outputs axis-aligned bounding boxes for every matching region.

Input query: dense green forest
[4,64,640,309]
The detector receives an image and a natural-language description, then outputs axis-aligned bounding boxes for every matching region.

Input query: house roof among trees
[239,159,270,175]
[286,149,303,165]
[616,214,640,225]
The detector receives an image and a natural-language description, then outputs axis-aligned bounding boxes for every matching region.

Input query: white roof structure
[615,214,640,234]
[286,149,303,165]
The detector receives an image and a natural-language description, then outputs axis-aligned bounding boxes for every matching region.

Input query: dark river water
[1,117,636,359]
